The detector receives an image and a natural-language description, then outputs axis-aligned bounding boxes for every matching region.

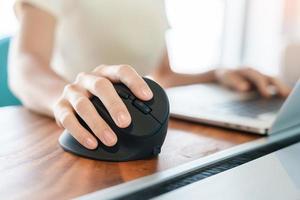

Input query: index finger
[269,77,292,97]
[93,65,153,101]
[239,69,271,97]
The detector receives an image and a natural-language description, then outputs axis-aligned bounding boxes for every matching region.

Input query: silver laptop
[166,83,293,134]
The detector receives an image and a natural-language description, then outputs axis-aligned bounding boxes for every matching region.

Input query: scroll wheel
[117,89,130,99]
[133,99,152,114]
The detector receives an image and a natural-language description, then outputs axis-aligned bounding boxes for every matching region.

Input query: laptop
[166,83,295,134]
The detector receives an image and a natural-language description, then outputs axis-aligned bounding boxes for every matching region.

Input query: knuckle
[73,97,89,113]
[93,124,109,137]
[108,100,123,111]
[64,83,76,94]
[53,98,63,108]
[104,99,126,116]
[119,64,134,74]
[53,99,67,115]
[93,78,111,91]
[53,101,62,114]
[88,122,99,132]
[90,121,106,134]
[76,72,88,82]
[60,112,73,127]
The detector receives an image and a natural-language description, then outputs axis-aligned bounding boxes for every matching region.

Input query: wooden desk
[0,107,260,199]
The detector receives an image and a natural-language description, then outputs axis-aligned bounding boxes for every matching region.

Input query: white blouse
[15,0,169,81]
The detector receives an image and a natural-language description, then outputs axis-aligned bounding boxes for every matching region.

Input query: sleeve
[14,0,64,18]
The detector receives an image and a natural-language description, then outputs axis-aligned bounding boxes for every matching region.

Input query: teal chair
[0,37,21,106]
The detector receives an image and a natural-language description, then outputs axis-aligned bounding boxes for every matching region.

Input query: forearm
[151,51,217,88]
[9,53,67,117]
[152,69,217,88]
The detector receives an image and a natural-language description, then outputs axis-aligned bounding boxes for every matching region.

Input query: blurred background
[1,0,300,84]
[0,1,17,37]
[165,0,300,83]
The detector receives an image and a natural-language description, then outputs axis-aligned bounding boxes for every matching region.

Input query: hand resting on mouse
[53,65,153,150]
[59,77,170,161]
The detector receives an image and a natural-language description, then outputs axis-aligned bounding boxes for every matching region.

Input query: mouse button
[116,89,129,99]
[143,85,169,123]
[114,84,136,100]
[129,95,136,101]
[133,99,152,114]
[121,100,161,137]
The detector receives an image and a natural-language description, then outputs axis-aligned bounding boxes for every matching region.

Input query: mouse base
[59,127,167,162]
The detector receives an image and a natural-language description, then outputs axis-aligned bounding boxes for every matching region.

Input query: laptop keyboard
[207,97,284,118]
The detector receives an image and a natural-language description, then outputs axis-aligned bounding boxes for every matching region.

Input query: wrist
[208,69,218,82]
[212,67,230,83]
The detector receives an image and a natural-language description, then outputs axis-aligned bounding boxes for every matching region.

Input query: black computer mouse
[59,77,170,161]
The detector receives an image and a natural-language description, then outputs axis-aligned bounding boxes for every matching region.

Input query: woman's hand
[53,65,153,149]
[215,68,291,97]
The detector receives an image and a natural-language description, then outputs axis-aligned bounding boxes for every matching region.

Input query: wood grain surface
[0,106,260,199]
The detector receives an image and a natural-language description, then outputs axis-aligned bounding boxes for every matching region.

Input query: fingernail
[103,130,117,146]
[86,138,98,149]
[117,111,130,126]
[142,88,153,98]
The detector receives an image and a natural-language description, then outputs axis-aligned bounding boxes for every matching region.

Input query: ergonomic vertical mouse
[59,77,170,161]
